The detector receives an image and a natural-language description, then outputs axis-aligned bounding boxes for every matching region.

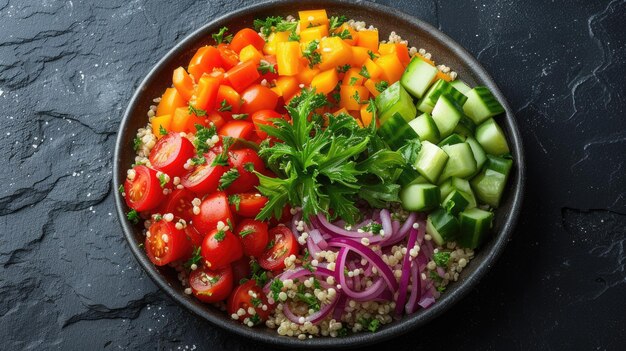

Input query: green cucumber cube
[409,113,440,143]
[439,143,477,182]
[414,141,449,183]
[400,183,440,211]
[431,95,463,138]
[375,81,417,124]
[475,118,510,156]
[426,208,460,245]
[458,208,494,249]
[401,56,439,98]
[463,86,505,124]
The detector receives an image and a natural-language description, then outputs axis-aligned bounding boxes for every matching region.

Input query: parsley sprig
[302,40,322,68]
[212,27,233,45]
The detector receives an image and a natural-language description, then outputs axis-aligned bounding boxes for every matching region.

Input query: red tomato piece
[124,165,165,212]
[149,133,195,177]
[230,257,252,284]
[185,224,205,247]
[188,46,222,80]
[163,188,195,221]
[235,219,269,257]
[227,280,272,323]
[145,220,193,266]
[180,152,227,196]
[250,109,283,140]
[201,228,243,269]
[217,44,239,69]
[258,226,298,271]
[269,205,293,227]
[229,28,266,53]
[218,120,255,140]
[226,60,260,92]
[229,193,268,218]
[225,148,265,194]
[240,85,279,114]
[189,265,233,303]
[257,55,279,83]
[192,191,234,234]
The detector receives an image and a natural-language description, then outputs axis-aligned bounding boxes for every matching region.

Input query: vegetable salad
[122,8,513,339]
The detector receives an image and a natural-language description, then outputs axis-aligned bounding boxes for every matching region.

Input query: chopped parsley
[251,297,262,307]
[126,210,140,224]
[269,279,283,300]
[359,66,370,79]
[359,318,381,332]
[193,123,217,156]
[214,230,226,242]
[243,162,255,172]
[211,136,233,166]
[295,284,320,311]
[337,64,351,73]
[249,314,261,325]
[329,15,348,32]
[361,221,383,234]
[212,26,233,45]
[159,125,168,136]
[191,155,205,166]
[332,28,352,40]
[232,113,249,120]
[265,239,275,250]
[118,184,125,194]
[368,50,378,60]
[352,89,363,104]
[253,16,284,38]
[433,251,451,267]
[239,228,255,238]
[218,168,239,190]
[133,136,142,151]
[288,32,300,42]
[228,194,241,211]
[158,173,168,188]
[258,60,275,74]
[153,214,163,221]
[250,259,268,286]
[188,104,207,117]
[348,77,358,86]
[275,20,298,32]
[184,247,202,270]
[375,80,389,93]
[217,99,232,112]
[337,327,349,337]
[302,40,322,68]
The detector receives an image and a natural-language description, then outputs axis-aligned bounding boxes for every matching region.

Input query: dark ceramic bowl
[114,0,525,348]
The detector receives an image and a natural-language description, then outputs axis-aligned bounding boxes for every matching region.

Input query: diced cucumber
[416,80,468,113]
[375,81,417,124]
[463,86,505,124]
[438,133,466,147]
[377,112,419,150]
[414,141,449,183]
[470,157,512,208]
[426,208,460,245]
[400,183,440,211]
[453,116,476,136]
[409,113,440,143]
[397,168,421,187]
[400,56,438,98]
[475,118,510,156]
[450,80,472,95]
[439,143,477,182]
[458,208,494,249]
[465,136,487,171]
[431,95,463,138]
[442,189,471,215]
[440,177,477,208]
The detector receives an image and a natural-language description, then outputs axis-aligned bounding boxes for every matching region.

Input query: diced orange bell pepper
[216,85,242,113]
[207,68,226,84]
[225,60,260,92]
[300,25,329,43]
[375,54,404,84]
[230,28,266,53]
[276,41,303,76]
[171,107,195,133]
[364,78,383,97]
[318,36,353,71]
[363,59,383,79]
[360,104,374,127]
[157,88,187,117]
[339,85,370,111]
[298,9,329,28]
[343,67,365,86]
[356,30,379,52]
[151,115,172,138]
[193,76,220,111]
[350,46,370,67]
[333,23,359,46]
[273,76,300,100]
[239,44,264,64]
[296,66,319,85]
[379,43,411,67]
[172,67,195,101]
[311,68,338,94]
[188,46,222,80]
[263,31,291,55]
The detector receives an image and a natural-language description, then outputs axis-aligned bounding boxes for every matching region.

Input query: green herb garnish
[218,99,232,112]
[375,80,389,92]
[218,168,239,190]
[126,210,140,224]
[302,40,322,68]
[433,251,451,267]
[228,194,241,211]
[329,15,348,32]
[212,26,233,44]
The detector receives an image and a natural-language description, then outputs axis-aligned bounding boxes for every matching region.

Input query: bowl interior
[114,0,524,348]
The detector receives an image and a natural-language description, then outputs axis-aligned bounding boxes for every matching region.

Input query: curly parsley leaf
[329,15,348,32]
[188,104,207,117]
[332,28,352,40]
[184,247,202,270]
[126,210,140,225]
[302,40,322,68]
[218,99,232,112]
[375,80,389,93]
[258,60,275,74]
[433,251,451,267]
[253,16,284,38]
[218,168,239,191]
[133,137,142,151]
[228,194,241,211]
[193,123,217,157]
[212,26,232,45]
[359,66,370,79]
[337,64,351,73]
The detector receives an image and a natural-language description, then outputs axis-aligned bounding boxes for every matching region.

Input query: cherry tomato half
[164,188,195,221]
[185,224,205,247]
[189,265,233,303]
[227,280,272,323]
[180,152,227,196]
[226,148,265,194]
[250,109,283,140]
[229,28,266,53]
[218,120,255,141]
[149,133,195,177]
[240,85,279,114]
[201,228,243,269]
[235,219,269,257]
[192,191,234,234]
[145,220,193,266]
[258,226,298,272]
[229,193,268,218]
[217,44,239,69]
[124,165,165,212]
[230,257,252,284]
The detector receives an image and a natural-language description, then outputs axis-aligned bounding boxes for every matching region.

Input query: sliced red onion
[380,209,392,238]
[327,238,398,292]
[391,220,400,235]
[418,289,436,309]
[282,292,339,325]
[436,266,446,278]
[394,224,419,316]
[405,258,422,314]
[332,294,348,321]
[308,229,327,249]
[382,213,419,247]
[335,248,387,301]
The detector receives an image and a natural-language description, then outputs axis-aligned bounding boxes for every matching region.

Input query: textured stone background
[1,0,625,350]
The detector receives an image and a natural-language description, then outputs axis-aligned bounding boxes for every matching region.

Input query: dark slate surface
[1,0,624,349]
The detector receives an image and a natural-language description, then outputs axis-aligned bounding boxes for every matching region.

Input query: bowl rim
[113,0,526,348]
